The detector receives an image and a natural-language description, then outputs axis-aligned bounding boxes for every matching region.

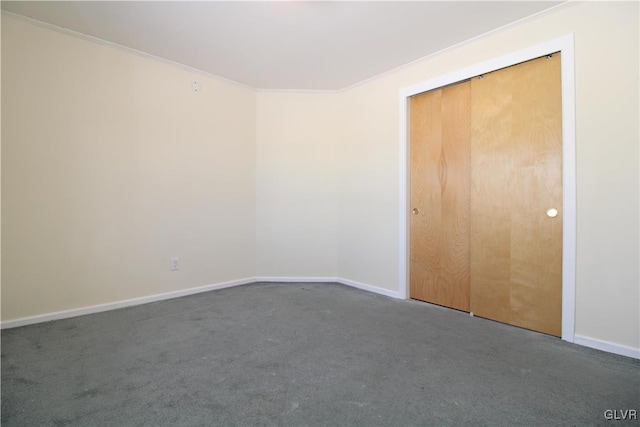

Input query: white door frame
[398,34,577,342]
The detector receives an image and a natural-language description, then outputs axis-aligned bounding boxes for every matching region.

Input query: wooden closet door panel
[410,89,443,304]
[468,68,514,325]
[438,83,471,311]
[470,54,563,336]
[410,82,471,311]
[508,54,563,336]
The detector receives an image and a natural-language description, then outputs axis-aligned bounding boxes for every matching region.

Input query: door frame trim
[398,34,576,342]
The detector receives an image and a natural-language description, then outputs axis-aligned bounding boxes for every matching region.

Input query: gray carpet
[2,282,639,426]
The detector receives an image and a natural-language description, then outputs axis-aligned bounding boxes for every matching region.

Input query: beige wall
[2,2,639,353]
[1,15,256,319]
[256,92,341,278]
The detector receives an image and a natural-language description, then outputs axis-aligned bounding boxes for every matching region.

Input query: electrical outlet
[170,257,179,271]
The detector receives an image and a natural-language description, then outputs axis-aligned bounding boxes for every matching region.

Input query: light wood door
[410,81,471,311]
[469,54,563,336]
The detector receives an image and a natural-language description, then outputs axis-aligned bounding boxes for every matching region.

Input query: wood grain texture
[410,82,471,311]
[470,54,563,336]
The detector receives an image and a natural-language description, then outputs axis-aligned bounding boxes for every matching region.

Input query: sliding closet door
[469,54,563,336]
[409,81,471,311]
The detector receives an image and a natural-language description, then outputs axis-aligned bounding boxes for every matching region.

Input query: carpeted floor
[2,282,639,426]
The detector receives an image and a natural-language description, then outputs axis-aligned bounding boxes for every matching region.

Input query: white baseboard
[0,277,255,330]
[4,279,637,361]
[574,334,640,359]
[254,276,338,283]
[255,276,403,299]
[337,277,403,299]
[1,276,401,329]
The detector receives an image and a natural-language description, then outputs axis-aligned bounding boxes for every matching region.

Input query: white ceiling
[1,1,565,90]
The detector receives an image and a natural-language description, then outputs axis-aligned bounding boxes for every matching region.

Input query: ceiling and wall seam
[340,0,579,93]
[0,10,255,92]
[2,2,576,94]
